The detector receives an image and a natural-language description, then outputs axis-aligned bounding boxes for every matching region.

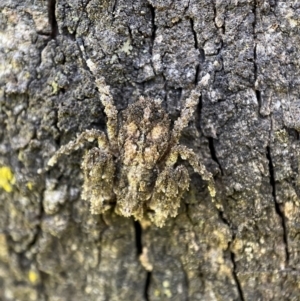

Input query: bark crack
[112,0,118,13]
[197,95,223,175]
[148,3,157,76]
[194,64,200,85]
[266,146,290,264]
[48,0,58,39]
[218,212,245,301]
[190,18,203,84]
[190,18,198,49]
[134,221,151,301]
[252,0,262,115]
[144,271,151,301]
[208,137,223,175]
[149,4,156,43]
[134,220,143,256]
[199,48,205,63]
[230,251,245,301]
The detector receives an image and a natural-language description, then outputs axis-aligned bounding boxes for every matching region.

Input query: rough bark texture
[1,0,300,300]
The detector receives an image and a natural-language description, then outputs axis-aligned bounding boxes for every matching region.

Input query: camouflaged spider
[48,78,215,227]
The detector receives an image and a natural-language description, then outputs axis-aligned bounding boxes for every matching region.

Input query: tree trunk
[1,0,299,300]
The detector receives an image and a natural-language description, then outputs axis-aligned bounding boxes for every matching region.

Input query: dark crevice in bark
[196,93,203,133]
[216,34,224,55]
[208,137,223,175]
[266,146,289,264]
[149,4,156,43]
[133,220,151,300]
[190,18,201,85]
[127,25,133,41]
[183,0,191,15]
[194,64,200,85]
[134,221,143,256]
[149,4,157,76]
[218,210,230,227]
[53,106,61,145]
[48,0,58,39]
[197,95,223,176]
[252,0,257,71]
[256,89,262,112]
[190,18,198,49]
[217,212,244,301]
[112,0,118,13]
[253,42,257,81]
[231,251,245,301]
[221,23,225,35]
[253,0,261,114]
[144,271,152,301]
[212,1,217,25]
[24,225,42,252]
[199,48,205,63]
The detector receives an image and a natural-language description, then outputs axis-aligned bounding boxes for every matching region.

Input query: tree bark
[1,0,299,300]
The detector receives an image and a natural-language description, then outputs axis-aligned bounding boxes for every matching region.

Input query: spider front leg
[166,145,216,197]
[95,77,118,152]
[48,129,108,167]
[81,147,116,214]
[149,145,215,227]
[172,85,201,143]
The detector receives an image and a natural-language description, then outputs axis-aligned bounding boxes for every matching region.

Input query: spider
[48,77,215,227]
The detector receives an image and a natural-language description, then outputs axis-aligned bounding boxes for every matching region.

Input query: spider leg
[149,165,190,227]
[95,77,118,151]
[148,145,215,227]
[81,147,116,214]
[48,129,108,167]
[172,85,201,143]
[76,43,118,149]
[166,145,216,197]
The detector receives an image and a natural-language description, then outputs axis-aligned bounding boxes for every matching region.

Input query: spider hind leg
[81,147,116,214]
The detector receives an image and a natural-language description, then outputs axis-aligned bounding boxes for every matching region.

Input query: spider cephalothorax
[48,78,215,227]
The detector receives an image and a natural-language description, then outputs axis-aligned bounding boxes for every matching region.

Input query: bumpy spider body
[48,78,215,227]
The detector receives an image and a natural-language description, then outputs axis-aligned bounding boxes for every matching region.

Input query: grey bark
[0,0,299,300]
